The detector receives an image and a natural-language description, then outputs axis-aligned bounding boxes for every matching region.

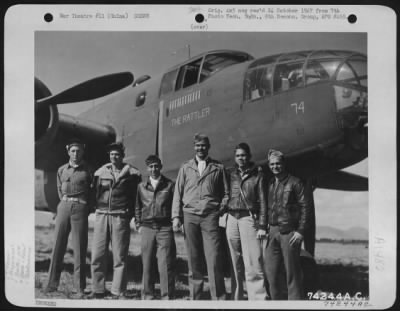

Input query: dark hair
[193,133,210,145]
[66,138,85,150]
[107,142,125,157]
[235,142,251,156]
[145,154,162,166]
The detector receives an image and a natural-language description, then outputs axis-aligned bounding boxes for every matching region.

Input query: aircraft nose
[334,86,368,150]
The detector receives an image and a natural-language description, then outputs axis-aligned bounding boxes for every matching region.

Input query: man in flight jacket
[172,134,229,300]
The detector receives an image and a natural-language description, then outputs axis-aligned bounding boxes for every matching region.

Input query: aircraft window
[347,58,367,87]
[273,62,304,93]
[200,53,251,82]
[318,60,341,77]
[175,58,202,90]
[336,63,358,86]
[136,91,146,107]
[305,60,334,85]
[244,66,273,101]
[160,69,178,96]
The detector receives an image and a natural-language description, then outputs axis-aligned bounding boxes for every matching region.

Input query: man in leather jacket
[225,143,268,300]
[90,142,141,299]
[135,155,176,300]
[264,149,310,300]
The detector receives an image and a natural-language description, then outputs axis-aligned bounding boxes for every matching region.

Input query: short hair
[234,142,251,156]
[145,155,162,166]
[66,138,85,150]
[267,149,285,162]
[107,142,125,156]
[193,133,210,145]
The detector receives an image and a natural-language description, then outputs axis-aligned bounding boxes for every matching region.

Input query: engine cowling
[35,169,59,213]
[35,78,60,160]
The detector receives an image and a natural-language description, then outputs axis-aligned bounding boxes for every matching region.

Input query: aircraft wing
[315,171,368,191]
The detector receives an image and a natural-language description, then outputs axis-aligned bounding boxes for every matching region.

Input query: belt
[228,210,251,219]
[143,220,172,228]
[62,196,87,204]
[96,210,128,216]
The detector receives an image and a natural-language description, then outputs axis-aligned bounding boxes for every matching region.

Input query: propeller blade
[36,72,134,109]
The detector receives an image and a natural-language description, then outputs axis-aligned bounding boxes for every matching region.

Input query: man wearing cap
[135,155,176,300]
[90,142,141,299]
[172,134,228,300]
[44,139,93,298]
[264,149,311,300]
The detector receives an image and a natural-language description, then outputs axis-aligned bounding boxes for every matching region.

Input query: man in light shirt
[172,134,229,300]
[44,138,93,298]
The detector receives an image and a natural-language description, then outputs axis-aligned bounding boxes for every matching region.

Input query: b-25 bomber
[35,48,368,256]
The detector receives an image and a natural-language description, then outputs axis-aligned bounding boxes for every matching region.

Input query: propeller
[36,72,134,110]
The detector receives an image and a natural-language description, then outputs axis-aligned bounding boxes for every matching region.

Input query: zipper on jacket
[152,185,156,218]
[108,178,114,212]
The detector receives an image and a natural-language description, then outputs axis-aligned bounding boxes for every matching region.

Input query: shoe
[43,287,57,295]
[71,289,85,299]
[88,292,105,299]
[111,293,128,300]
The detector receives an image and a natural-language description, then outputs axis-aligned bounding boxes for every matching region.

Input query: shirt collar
[150,175,161,183]
[146,175,164,186]
[238,166,250,175]
[236,162,255,175]
[68,161,83,168]
[195,155,209,164]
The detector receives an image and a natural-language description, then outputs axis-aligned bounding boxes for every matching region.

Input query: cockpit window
[336,63,358,86]
[273,62,304,92]
[335,55,367,88]
[244,66,273,101]
[161,51,252,96]
[160,69,178,96]
[347,57,367,87]
[200,52,251,82]
[244,51,366,102]
[305,60,337,85]
[175,58,202,90]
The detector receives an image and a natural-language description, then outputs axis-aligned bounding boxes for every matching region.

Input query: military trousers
[91,213,131,295]
[140,225,176,299]
[226,214,267,300]
[46,201,89,291]
[264,225,304,300]
[183,211,226,300]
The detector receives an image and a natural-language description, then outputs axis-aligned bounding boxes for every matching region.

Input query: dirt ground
[35,226,369,300]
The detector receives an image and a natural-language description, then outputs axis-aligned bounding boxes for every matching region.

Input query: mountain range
[316,226,368,241]
[36,212,368,241]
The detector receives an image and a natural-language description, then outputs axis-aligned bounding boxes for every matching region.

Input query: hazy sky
[35,31,368,230]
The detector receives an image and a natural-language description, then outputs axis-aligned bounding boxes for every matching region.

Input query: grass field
[35,226,369,300]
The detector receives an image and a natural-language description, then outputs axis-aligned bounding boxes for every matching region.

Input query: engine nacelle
[35,78,60,168]
[35,169,59,213]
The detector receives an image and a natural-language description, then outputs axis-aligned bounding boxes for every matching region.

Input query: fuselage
[78,49,368,180]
